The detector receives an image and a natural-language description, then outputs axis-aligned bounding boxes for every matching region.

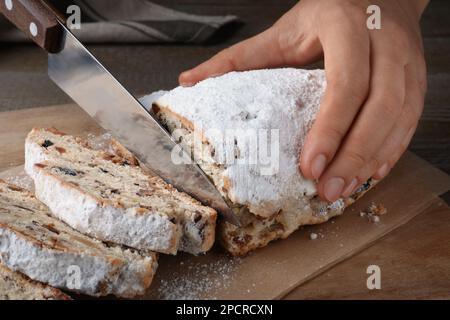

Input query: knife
[0,0,240,226]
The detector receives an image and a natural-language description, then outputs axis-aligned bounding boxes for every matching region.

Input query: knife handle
[0,0,63,53]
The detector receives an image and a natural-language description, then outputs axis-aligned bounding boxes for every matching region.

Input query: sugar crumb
[369,203,387,216]
[359,202,387,223]
[157,257,241,300]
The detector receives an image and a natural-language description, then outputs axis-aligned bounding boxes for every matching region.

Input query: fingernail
[403,127,415,145]
[342,178,358,198]
[179,72,194,87]
[324,177,345,202]
[375,163,390,179]
[311,154,327,179]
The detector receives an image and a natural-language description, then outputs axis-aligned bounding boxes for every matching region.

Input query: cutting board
[0,103,449,299]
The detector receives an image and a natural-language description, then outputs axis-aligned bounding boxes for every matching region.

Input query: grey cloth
[0,0,239,44]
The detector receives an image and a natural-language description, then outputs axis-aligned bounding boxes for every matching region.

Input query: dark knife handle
[0,0,63,53]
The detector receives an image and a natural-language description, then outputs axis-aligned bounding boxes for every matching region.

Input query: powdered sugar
[86,132,114,151]
[150,68,327,219]
[156,256,241,300]
[3,170,34,191]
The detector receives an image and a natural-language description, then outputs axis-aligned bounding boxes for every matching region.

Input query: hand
[179,0,429,202]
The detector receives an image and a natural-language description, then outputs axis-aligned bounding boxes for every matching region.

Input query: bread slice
[0,264,71,300]
[0,180,157,297]
[149,68,377,255]
[25,128,217,255]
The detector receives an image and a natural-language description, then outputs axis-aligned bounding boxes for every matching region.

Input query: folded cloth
[0,0,239,44]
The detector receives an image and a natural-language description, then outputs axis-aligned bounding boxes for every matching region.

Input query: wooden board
[0,104,449,299]
[0,103,102,171]
[284,198,450,299]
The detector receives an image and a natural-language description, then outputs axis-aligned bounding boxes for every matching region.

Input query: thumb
[179,27,285,86]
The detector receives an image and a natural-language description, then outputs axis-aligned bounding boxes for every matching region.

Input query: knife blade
[0,0,240,225]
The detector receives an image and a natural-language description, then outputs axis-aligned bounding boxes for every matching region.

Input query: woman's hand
[179,0,429,202]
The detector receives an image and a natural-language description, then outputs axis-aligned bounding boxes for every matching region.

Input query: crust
[109,138,139,166]
[218,179,377,256]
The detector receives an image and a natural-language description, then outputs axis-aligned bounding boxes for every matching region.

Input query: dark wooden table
[0,0,449,299]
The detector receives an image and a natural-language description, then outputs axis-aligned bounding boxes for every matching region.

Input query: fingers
[332,60,425,199]
[299,15,370,181]
[316,42,408,202]
[363,63,424,183]
[179,9,324,87]
[179,27,285,86]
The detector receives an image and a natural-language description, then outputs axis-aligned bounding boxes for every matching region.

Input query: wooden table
[0,0,449,299]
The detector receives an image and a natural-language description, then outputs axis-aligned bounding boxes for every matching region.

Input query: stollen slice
[25,128,217,255]
[0,180,157,297]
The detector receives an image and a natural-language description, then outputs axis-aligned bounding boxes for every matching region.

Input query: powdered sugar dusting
[86,132,114,151]
[151,68,327,218]
[156,256,241,300]
[3,170,34,191]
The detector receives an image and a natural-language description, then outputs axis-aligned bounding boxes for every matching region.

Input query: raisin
[94,180,105,187]
[136,189,154,197]
[47,128,66,136]
[101,153,115,161]
[198,223,206,240]
[193,211,202,223]
[152,104,160,114]
[56,167,78,176]
[55,146,66,154]
[102,241,114,248]
[268,222,284,232]
[353,179,372,197]
[43,223,60,235]
[232,234,252,246]
[41,140,54,148]
[110,189,120,194]
[7,185,24,192]
[12,204,33,212]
